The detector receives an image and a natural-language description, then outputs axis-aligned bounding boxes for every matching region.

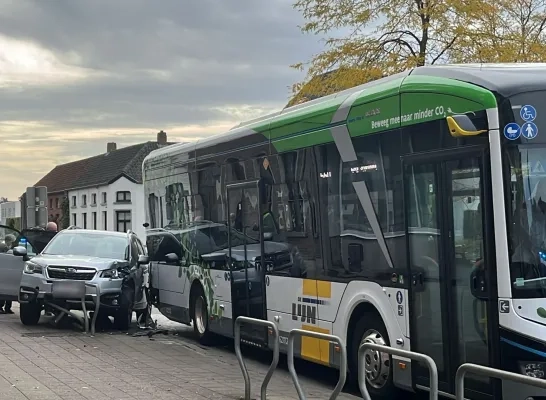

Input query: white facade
[67,176,145,240]
[0,201,21,226]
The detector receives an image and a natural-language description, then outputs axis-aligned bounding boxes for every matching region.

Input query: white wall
[0,201,21,225]
[67,176,146,240]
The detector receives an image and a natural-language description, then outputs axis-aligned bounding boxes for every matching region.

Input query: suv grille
[47,266,96,281]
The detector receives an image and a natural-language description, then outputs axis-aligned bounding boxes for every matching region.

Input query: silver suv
[16,228,149,330]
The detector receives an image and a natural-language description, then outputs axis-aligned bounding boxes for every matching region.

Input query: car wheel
[20,302,42,326]
[350,312,402,399]
[191,286,214,344]
[114,285,134,331]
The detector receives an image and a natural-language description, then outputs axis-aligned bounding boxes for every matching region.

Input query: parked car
[15,228,150,329]
[0,225,57,301]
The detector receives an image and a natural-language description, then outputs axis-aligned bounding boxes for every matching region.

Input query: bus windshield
[504,90,546,298]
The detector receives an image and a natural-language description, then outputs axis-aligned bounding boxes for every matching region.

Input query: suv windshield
[43,232,129,260]
[503,90,546,298]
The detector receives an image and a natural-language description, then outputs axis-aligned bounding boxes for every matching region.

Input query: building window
[101,192,107,204]
[116,191,131,203]
[72,213,77,226]
[82,195,87,207]
[55,198,59,209]
[92,212,97,229]
[82,213,87,229]
[103,211,107,230]
[116,211,131,232]
[49,199,53,209]
[72,196,76,207]
[91,193,97,205]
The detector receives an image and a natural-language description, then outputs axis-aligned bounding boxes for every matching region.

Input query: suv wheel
[114,285,134,331]
[20,302,42,326]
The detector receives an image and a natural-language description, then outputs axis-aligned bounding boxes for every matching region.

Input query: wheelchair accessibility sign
[521,105,537,122]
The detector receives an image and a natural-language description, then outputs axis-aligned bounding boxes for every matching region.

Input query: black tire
[191,286,214,345]
[349,312,402,399]
[20,302,42,326]
[114,285,134,331]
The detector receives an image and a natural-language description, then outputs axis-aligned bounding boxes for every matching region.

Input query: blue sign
[396,291,403,304]
[504,123,521,140]
[522,122,538,140]
[520,105,537,122]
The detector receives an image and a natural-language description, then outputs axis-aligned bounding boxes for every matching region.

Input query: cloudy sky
[0,0,324,200]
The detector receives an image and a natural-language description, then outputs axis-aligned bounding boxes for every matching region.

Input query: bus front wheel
[350,313,401,399]
[191,285,214,345]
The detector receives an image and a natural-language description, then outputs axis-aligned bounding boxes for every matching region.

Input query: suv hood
[32,254,126,270]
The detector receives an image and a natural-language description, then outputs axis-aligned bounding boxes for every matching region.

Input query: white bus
[143,64,546,400]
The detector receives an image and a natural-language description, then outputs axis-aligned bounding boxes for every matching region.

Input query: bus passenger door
[226,180,268,347]
[403,147,497,399]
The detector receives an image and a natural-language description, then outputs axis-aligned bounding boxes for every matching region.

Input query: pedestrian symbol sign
[521,105,537,122]
[504,123,521,140]
[522,122,538,140]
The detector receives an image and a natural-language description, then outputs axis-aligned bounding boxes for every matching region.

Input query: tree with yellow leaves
[290,0,546,102]
[453,0,546,63]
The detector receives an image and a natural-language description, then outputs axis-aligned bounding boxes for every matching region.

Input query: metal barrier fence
[234,316,280,400]
[455,363,546,400]
[287,328,347,400]
[358,343,438,400]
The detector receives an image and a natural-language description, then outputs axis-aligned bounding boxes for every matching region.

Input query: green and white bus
[143,63,546,400]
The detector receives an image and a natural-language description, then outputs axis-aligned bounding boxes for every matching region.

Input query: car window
[149,232,182,263]
[43,232,128,260]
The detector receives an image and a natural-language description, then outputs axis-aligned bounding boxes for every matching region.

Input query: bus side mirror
[446,115,487,137]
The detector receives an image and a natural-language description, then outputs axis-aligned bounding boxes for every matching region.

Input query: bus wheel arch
[347,302,401,399]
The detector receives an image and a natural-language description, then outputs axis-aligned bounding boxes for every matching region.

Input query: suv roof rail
[66,225,80,230]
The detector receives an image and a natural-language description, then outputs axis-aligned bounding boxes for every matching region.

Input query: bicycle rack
[287,328,347,400]
[358,343,439,400]
[234,316,279,400]
[455,363,546,400]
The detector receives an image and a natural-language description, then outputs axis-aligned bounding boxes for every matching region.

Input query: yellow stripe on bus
[302,279,332,298]
[301,324,330,365]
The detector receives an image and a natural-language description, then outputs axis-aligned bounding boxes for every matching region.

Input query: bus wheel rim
[362,329,390,389]
[195,296,207,335]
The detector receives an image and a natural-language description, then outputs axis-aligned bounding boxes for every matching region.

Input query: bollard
[287,328,347,400]
[234,316,279,400]
[358,343,438,400]
[455,363,546,400]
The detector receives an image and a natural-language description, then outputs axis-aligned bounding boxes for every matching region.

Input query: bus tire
[191,285,214,345]
[350,312,401,399]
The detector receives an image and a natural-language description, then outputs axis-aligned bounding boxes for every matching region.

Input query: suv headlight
[23,262,43,274]
[101,269,120,279]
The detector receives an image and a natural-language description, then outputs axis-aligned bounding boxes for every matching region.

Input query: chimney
[157,130,167,144]
[107,142,117,153]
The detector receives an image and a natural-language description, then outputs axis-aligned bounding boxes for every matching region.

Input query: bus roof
[143,63,546,169]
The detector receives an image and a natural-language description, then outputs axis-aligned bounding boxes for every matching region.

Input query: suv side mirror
[137,254,149,265]
[12,246,28,257]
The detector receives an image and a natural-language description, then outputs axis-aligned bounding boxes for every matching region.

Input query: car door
[0,225,53,300]
[146,230,188,323]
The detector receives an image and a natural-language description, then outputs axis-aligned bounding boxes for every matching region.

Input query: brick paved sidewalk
[0,305,361,400]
